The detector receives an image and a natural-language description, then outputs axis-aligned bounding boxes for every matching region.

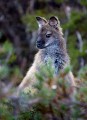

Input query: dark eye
[46,33,52,38]
[46,34,51,38]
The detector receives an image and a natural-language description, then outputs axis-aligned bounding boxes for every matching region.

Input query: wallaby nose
[36,40,44,46]
[36,40,45,49]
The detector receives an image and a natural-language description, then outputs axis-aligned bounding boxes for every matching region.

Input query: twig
[64,29,69,42]
[76,31,83,53]
[76,31,84,67]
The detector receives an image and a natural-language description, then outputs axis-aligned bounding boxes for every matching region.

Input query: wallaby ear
[49,16,60,28]
[36,16,47,28]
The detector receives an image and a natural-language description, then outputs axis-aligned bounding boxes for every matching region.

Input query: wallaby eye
[46,31,52,38]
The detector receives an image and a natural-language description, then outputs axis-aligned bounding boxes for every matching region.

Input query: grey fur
[16,16,75,98]
[37,40,70,75]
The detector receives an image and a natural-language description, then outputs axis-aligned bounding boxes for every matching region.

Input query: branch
[76,31,83,52]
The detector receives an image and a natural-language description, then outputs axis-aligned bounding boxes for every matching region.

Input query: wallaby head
[36,16,64,50]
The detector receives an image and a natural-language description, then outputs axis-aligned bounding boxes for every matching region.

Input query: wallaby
[16,16,75,99]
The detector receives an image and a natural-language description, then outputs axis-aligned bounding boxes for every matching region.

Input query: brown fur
[16,16,75,98]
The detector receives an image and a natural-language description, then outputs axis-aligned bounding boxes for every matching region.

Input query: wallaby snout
[36,37,45,49]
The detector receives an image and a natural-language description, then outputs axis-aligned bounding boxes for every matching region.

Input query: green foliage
[19,108,43,120]
[78,65,87,80]
[55,0,64,3]
[0,40,22,80]
[27,65,87,119]
[0,100,14,120]
[22,10,65,31]
[22,14,38,30]
[3,41,14,53]
[0,64,87,119]
[22,65,87,119]
[80,0,87,7]
[63,11,85,31]
[62,11,87,72]
[0,65,9,79]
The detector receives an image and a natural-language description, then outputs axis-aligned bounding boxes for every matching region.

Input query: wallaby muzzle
[36,38,45,49]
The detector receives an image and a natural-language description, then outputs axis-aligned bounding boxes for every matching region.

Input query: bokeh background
[0,0,87,83]
[0,0,87,119]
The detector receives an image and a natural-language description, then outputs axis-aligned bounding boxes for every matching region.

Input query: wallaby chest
[40,45,66,75]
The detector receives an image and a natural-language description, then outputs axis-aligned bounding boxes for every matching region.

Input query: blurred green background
[0,0,87,119]
[0,0,87,84]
